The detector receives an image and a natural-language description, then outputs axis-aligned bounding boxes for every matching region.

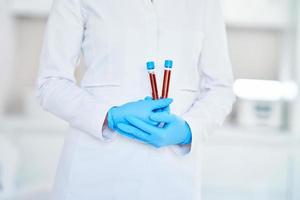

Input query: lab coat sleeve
[180,0,236,155]
[36,0,112,141]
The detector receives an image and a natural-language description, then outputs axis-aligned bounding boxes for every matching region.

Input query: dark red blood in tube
[149,73,159,100]
[161,70,171,99]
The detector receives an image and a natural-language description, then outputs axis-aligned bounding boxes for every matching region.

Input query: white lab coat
[37,0,235,199]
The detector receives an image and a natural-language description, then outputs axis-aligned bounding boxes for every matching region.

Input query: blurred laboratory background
[0,0,300,199]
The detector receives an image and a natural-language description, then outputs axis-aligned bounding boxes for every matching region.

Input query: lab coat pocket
[172,86,198,115]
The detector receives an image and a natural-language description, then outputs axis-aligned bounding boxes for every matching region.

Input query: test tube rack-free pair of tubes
[146,60,173,100]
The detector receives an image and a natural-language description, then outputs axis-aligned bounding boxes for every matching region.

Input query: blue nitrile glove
[107,98,173,131]
[144,96,170,113]
[116,112,192,148]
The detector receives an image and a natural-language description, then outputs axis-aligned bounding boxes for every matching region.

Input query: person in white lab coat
[37,0,235,199]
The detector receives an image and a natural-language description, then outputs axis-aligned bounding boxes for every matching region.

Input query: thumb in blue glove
[116,112,192,148]
[144,96,170,113]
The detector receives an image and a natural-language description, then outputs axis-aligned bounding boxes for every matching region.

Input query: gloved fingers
[150,112,175,123]
[117,123,151,142]
[148,98,173,110]
[145,119,159,126]
[141,116,160,126]
[126,116,160,135]
[145,97,170,116]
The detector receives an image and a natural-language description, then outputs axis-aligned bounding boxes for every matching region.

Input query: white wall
[227,28,283,80]
[11,0,52,17]
[5,17,46,115]
[0,0,15,114]
[291,0,300,135]
[223,0,288,28]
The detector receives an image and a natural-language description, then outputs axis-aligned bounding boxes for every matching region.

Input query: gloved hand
[116,112,192,148]
[107,98,173,131]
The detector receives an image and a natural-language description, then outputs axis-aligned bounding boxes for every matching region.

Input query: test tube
[161,60,173,99]
[147,61,159,100]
